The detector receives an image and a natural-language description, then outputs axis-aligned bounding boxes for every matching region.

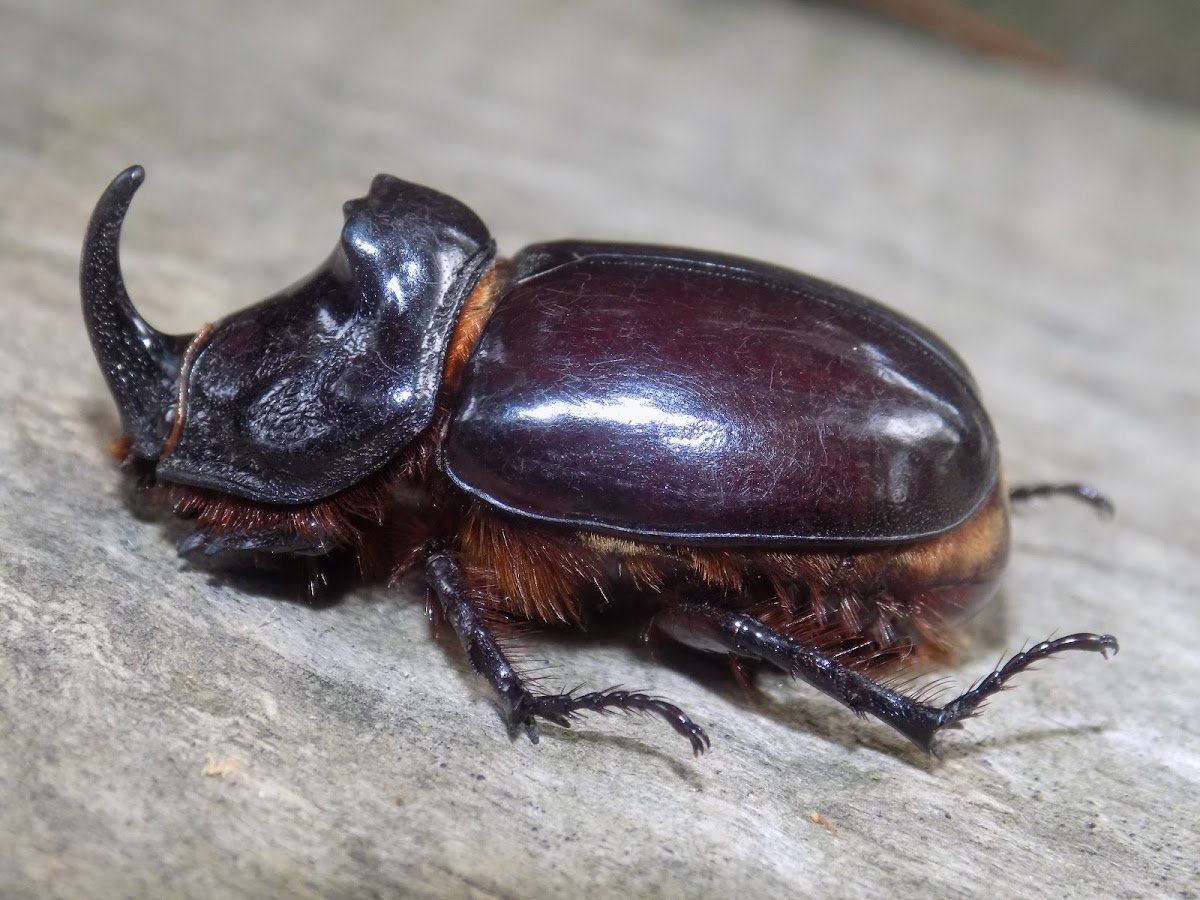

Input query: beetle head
[82,166,494,504]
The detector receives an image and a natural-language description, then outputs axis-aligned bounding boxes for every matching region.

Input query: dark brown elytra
[82,166,1117,756]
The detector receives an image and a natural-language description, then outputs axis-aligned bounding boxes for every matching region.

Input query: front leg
[425,552,709,754]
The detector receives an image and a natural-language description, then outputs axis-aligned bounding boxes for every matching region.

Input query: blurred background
[845,0,1200,111]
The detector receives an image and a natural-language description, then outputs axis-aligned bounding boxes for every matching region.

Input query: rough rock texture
[1,1,1197,897]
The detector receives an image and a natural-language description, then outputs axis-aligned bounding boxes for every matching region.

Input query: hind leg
[652,603,1117,752]
[1009,482,1114,516]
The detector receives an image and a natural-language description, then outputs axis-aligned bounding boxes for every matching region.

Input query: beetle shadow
[936,722,1112,764]
[536,727,710,787]
[193,555,361,609]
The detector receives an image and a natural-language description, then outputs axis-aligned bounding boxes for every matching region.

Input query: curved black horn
[81,166,191,457]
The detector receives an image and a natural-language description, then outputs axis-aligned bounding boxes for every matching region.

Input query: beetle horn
[81,165,192,457]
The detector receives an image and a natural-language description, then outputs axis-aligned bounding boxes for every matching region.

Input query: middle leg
[425,551,710,754]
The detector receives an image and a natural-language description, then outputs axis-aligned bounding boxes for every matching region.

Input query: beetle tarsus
[426,551,706,754]
[931,633,1119,736]
[1009,483,1114,517]
[516,690,710,756]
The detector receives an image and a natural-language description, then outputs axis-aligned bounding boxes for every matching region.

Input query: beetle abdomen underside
[445,242,999,545]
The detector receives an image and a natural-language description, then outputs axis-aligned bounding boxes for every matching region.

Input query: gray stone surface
[1,1,1197,897]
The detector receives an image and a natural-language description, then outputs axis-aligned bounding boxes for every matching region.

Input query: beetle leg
[425,552,709,754]
[930,633,1118,737]
[1009,482,1114,517]
[653,604,1116,753]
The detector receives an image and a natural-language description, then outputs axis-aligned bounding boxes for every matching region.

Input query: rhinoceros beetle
[82,165,1117,755]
